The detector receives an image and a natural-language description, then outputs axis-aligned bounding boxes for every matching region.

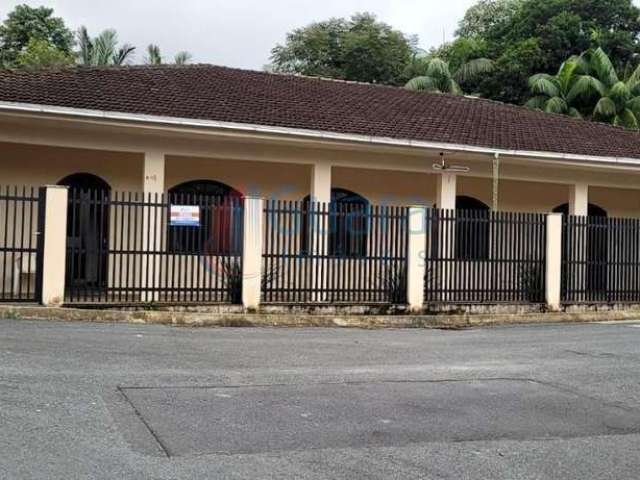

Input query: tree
[405,55,494,95]
[77,27,135,66]
[146,44,162,65]
[0,4,74,67]
[174,51,192,65]
[454,0,640,104]
[480,38,546,104]
[525,58,584,117]
[145,44,192,65]
[527,47,640,129]
[456,0,522,38]
[15,37,73,69]
[572,48,640,129]
[269,13,414,85]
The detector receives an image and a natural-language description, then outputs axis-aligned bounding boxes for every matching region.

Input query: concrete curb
[1,305,640,329]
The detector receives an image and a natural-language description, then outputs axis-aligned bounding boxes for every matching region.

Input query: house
[1,65,640,310]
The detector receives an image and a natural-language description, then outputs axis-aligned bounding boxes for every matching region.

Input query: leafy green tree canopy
[405,54,494,95]
[15,37,73,69]
[0,4,74,66]
[526,47,640,129]
[452,0,640,104]
[270,13,414,85]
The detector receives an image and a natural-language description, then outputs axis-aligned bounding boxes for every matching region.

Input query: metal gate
[0,186,42,302]
[64,190,244,305]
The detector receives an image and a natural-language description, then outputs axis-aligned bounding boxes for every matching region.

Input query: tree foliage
[145,44,192,65]
[77,27,135,66]
[527,48,640,129]
[0,4,74,67]
[405,54,494,95]
[0,5,192,69]
[525,58,584,117]
[451,0,640,104]
[270,13,414,85]
[15,37,73,69]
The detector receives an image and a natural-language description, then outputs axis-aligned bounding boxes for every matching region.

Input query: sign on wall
[170,205,200,227]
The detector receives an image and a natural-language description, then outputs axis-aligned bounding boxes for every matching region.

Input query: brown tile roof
[1,64,639,159]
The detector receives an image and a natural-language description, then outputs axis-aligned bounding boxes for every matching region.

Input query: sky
[0,0,477,69]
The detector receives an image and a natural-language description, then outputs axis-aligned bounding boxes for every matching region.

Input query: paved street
[2,319,640,479]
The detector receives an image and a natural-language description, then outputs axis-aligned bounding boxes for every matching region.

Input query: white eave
[1,100,640,168]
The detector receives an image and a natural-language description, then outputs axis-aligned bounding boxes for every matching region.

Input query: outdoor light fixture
[432,152,470,173]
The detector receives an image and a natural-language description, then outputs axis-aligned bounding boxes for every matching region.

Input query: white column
[310,162,332,203]
[436,173,457,299]
[568,183,588,301]
[242,196,264,310]
[141,151,165,302]
[545,213,563,311]
[436,172,457,210]
[310,163,331,301]
[143,151,165,195]
[407,206,427,311]
[40,186,69,306]
[569,183,588,216]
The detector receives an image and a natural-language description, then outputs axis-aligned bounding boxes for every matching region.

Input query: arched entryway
[168,180,243,255]
[302,188,370,257]
[553,203,608,298]
[455,196,490,260]
[58,173,111,292]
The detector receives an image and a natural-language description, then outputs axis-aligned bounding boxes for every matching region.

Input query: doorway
[553,203,608,299]
[58,173,111,294]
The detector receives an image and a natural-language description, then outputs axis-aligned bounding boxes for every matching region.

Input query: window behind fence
[301,189,369,257]
[168,180,243,255]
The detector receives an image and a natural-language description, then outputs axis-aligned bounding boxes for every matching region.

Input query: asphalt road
[2,319,640,479]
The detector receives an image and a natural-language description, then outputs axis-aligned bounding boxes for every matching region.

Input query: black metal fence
[424,209,547,304]
[562,215,640,303]
[0,186,41,302]
[65,189,243,305]
[262,200,409,304]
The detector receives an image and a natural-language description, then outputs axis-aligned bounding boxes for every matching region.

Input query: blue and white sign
[170,205,200,227]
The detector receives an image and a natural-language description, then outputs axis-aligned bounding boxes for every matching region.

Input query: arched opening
[58,173,111,291]
[455,196,490,260]
[302,188,369,257]
[553,203,608,297]
[168,180,243,255]
[551,203,607,217]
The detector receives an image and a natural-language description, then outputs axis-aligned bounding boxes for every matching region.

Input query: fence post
[407,206,427,311]
[242,196,264,310]
[39,185,69,306]
[545,213,563,311]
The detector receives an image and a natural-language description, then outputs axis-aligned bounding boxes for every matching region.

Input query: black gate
[262,200,409,304]
[0,186,42,302]
[64,190,244,305]
[562,215,640,303]
[424,209,547,304]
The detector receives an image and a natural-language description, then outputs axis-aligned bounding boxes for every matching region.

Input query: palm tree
[174,51,192,65]
[525,58,584,118]
[580,48,640,129]
[77,27,135,66]
[405,55,494,95]
[146,45,192,65]
[532,48,640,129]
[146,44,162,65]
